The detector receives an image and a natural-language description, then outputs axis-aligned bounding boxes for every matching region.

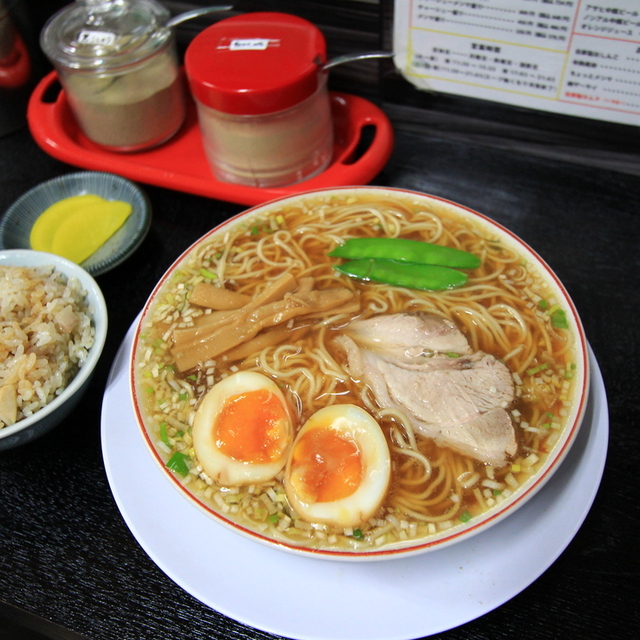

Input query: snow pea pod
[334,259,467,290]
[328,238,480,269]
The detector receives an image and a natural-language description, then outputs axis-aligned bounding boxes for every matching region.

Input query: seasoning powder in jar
[40,0,185,152]
[185,12,334,189]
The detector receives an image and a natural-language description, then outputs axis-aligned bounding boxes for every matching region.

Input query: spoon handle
[166,6,233,29]
[323,51,395,71]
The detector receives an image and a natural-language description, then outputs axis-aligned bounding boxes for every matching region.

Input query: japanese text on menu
[393,0,640,126]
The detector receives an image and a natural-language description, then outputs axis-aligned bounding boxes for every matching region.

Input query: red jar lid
[185,12,327,116]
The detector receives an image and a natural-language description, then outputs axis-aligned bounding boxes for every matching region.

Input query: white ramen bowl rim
[129,186,589,562]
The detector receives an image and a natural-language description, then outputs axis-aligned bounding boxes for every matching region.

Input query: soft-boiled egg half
[285,404,391,528]
[192,371,294,486]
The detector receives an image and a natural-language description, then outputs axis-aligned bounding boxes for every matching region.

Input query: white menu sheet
[393,0,640,126]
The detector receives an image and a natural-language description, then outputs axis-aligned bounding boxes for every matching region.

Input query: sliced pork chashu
[343,311,472,363]
[337,312,517,467]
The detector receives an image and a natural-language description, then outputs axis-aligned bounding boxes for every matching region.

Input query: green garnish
[166,451,190,477]
[459,510,472,523]
[550,308,569,329]
[329,238,480,269]
[267,513,279,524]
[159,421,170,447]
[538,299,549,310]
[334,259,468,291]
[199,268,217,280]
[527,363,549,375]
[251,225,259,235]
[329,238,480,292]
[352,528,364,540]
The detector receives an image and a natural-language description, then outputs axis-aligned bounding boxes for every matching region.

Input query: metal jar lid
[184,12,327,116]
[40,0,172,71]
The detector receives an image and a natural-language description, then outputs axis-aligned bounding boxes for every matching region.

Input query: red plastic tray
[27,71,394,206]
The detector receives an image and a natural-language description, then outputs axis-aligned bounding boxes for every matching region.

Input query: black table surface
[1,104,639,640]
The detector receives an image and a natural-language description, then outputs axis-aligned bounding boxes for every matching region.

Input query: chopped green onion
[459,510,472,523]
[445,352,461,358]
[267,513,279,524]
[179,392,188,402]
[551,309,569,329]
[159,421,170,447]
[492,489,502,496]
[538,299,549,310]
[251,225,259,235]
[199,268,217,280]
[352,528,364,540]
[527,363,549,375]
[166,451,190,477]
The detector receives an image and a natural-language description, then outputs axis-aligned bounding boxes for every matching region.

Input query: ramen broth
[135,192,580,552]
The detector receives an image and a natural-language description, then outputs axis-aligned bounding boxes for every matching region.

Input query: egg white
[285,404,391,528]
[192,371,293,486]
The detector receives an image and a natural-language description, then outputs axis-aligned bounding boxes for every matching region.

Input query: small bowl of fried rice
[0,249,107,450]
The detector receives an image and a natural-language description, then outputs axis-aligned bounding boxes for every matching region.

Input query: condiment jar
[40,0,185,151]
[184,12,334,189]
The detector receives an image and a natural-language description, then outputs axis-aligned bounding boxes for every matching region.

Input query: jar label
[228,38,277,51]
[78,30,116,46]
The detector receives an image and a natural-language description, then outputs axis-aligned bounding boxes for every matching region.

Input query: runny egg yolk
[216,389,290,464]
[192,371,294,486]
[285,404,391,528]
[290,428,362,503]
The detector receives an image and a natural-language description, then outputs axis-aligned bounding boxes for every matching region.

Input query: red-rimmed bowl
[129,187,589,561]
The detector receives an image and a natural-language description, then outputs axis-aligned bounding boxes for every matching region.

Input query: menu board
[393,0,640,126]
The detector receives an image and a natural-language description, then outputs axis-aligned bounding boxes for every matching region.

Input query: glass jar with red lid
[185,12,334,189]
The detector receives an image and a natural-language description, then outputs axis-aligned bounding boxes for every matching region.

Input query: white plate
[101,321,608,640]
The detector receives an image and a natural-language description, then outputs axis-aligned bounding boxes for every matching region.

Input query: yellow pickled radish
[50,200,132,264]
[30,194,105,252]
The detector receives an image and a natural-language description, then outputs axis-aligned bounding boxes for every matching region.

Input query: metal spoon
[166,5,233,29]
[323,51,395,71]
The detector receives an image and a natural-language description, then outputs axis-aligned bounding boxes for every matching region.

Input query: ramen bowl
[130,187,589,561]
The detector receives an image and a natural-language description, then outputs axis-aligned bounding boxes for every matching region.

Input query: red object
[0,32,31,89]
[185,12,327,115]
[27,70,394,207]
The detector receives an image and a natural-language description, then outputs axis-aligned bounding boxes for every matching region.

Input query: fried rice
[0,265,95,428]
